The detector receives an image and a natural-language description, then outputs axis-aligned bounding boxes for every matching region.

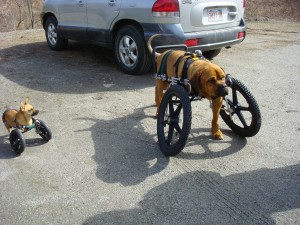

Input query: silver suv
[40,0,246,75]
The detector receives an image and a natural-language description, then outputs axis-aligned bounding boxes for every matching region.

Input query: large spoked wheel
[114,25,152,75]
[45,16,68,51]
[157,85,192,156]
[220,78,261,137]
[9,129,26,154]
[35,119,52,142]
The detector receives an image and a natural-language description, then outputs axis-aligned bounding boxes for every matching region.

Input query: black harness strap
[158,50,173,77]
[182,58,196,80]
[173,55,185,77]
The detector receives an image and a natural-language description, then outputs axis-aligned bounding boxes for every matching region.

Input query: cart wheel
[157,85,192,156]
[9,129,26,154]
[35,119,52,141]
[220,77,261,137]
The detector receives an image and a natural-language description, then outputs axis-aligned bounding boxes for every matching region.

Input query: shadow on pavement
[76,105,248,186]
[76,105,169,186]
[0,41,153,94]
[179,128,247,159]
[84,164,300,224]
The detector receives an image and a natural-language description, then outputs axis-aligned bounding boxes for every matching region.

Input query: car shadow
[0,41,154,94]
[84,164,300,224]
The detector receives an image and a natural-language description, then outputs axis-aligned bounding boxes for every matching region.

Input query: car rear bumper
[142,19,246,52]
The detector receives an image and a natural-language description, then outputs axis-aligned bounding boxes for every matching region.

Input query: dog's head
[190,62,228,99]
[20,97,39,117]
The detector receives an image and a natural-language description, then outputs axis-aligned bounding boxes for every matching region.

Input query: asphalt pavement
[0,21,300,224]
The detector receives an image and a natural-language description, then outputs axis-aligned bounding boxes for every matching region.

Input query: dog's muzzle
[217,74,232,97]
[218,84,229,97]
[32,110,39,116]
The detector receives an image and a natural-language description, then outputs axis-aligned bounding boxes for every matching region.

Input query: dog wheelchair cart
[8,117,52,154]
[153,45,262,156]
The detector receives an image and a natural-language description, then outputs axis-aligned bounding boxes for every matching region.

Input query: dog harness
[155,50,211,96]
[174,52,210,79]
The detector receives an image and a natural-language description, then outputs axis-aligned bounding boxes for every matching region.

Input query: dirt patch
[245,0,300,22]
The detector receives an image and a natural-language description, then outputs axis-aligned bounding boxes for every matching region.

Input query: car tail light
[243,0,246,8]
[237,31,245,39]
[185,39,198,47]
[152,0,180,17]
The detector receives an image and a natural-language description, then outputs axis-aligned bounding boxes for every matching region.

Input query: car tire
[45,16,68,51]
[114,25,152,75]
[202,49,221,59]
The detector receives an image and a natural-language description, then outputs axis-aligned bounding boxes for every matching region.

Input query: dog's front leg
[211,97,223,140]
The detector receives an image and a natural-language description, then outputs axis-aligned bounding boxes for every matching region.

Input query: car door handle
[228,12,238,16]
[78,0,84,7]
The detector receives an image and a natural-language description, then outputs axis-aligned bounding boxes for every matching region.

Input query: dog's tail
[147,34,161,59]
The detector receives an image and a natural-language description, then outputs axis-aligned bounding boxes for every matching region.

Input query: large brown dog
[2,97,39,133]
[148,35,228,140]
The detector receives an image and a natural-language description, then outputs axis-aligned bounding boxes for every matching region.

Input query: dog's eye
[208,78,215,84]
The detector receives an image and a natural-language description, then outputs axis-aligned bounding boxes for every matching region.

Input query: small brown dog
[2,97,39,133]
[148,35,228,140]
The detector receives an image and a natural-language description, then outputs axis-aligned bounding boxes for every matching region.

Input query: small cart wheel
[9,129,26,154]
[220,77,261,137]
[35,119,52,141]
[157,85,192,156]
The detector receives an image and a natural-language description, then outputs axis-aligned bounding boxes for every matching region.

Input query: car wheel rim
[47,23,57,46]
[118,35,138,67]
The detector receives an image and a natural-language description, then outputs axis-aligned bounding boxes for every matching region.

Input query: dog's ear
[25,97,29,105]
[190,72,202,95]
[20,102,25,111]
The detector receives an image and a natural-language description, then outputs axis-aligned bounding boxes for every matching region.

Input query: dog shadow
[0,135,17,159]
[75,105,170,186]
[179,128,247,160]
[0,134,48,158]
[75,105,247,186]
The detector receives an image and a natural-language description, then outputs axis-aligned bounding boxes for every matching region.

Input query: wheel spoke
[173,122,182,134]
[237,105,250,111]
[129,42,137,51]
[173,103,182,117]
[236,111,248,128]
[119,46,126,54]
[124,36,130,48]
[166,124,174,146]
[168,100,175,114]
[129,52,137,62]
[124,55,130,64]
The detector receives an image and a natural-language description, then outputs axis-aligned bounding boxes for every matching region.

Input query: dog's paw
[213,130,224,140]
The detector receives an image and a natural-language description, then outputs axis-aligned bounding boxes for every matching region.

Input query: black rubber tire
[35,120,52,142]
[220,78,261,137]
[157,85,192,156]
[202,49,221,59]
[45,16,68,51]
[9,129,26,154]
[114,25,152,75]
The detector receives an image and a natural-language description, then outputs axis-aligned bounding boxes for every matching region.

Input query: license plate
[208,9,223,22]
